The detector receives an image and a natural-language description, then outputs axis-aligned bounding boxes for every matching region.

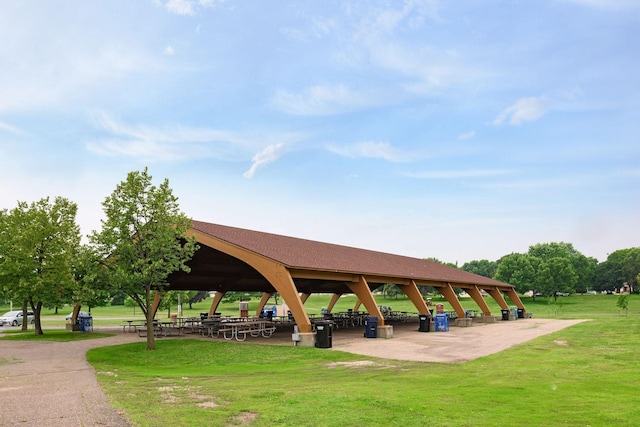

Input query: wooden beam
[485,287,509,310]
[439,283,466,319]
[347,276,385,325]
[327,293,342,313]
[300,293,311,304]
[186,230,313,332]
[151,291,162,318]
[399,280,430,314]
[467,285,492,317]
[503,288,526,312]
[208,291,225,316]
[256,292,273,315]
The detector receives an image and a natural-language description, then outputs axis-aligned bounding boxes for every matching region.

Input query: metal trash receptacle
[517,308,525,319]
[79,315,93,332]
[364,316,378,338]
[501,309,510,321]
[418,314,430,332]
[315,320,333,348]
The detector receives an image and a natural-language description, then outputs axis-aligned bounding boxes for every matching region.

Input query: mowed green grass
[85,294,640,426]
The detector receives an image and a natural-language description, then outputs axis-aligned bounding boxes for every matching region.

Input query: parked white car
[0,310,35,326]
[65,311,89,320]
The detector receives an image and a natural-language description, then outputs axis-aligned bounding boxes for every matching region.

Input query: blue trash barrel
[364,316,378,338]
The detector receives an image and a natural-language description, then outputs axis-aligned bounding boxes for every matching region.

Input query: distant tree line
[461,242,640,298]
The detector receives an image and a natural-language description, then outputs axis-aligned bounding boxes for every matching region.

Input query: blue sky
[0,0,638,264]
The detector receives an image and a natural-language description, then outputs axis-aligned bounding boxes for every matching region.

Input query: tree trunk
[21,300,28,332]
[146,285,156,350]
[31,300,44,335]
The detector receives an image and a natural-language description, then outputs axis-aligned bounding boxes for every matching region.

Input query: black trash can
[501,309,510,321]
[364,316,378,338]
[200,312,209,320]
[315,320,333,348]
[517,308,525,319]
[418,314,430,332]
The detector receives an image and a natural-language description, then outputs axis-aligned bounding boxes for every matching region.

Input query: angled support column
[467,285,492,316]
[208,291,226,316]
[353,298,362,311]
[260,265,310,333]
[485,287,509,310]
[327,293,342,313]
[400,280,430,314]
[256,292,274,315]
[439,283,466,319]
[151,291,162,319]
[503,288,526,311]
[347,276,385,325]
[300,293,311,304]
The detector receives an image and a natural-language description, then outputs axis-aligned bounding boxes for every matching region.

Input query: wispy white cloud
[87,113,301,170]
[327,141,412,162]
[0,121,26,136]
[164,0,222,16]
[270,84,380,116]
[404,169,514,179]
[163,45,175,55]
[243,143,286,178]
[492,96,550,125]
[458,131,476,141]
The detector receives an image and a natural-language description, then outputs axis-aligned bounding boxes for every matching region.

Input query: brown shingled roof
[191,220,510,289]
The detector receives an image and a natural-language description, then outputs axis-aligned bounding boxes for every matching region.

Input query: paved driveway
[0,331,139,427]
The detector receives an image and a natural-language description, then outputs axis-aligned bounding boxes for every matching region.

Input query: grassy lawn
[82,294,640,426]
[0,329,114,341]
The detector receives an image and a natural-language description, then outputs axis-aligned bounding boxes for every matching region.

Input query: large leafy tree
[527,242,595,294]
[90,168,198,350]
[0,197,81,334]
[461,259,497,279]
[536,257,578,300]
[594,248,640,292]
[494,253,536,294]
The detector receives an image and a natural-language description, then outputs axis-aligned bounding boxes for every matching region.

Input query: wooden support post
[503,288,526,312]
[151,291,162,319]
[400,280,430,314]
[353,298,362,311]
[327,293,342,313]
[485,287,509,310]
[467,285,492,317]
[208,291,226,316]
[300,293,311,304]
[439,283,466,319]
[256,292,273,315]
[347,276,385,325]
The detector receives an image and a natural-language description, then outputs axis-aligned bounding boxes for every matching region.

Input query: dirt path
[0,318,585,426]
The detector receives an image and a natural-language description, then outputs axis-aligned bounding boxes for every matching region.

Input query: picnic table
[135,321,180,337]
[121,320,145,332]
[218,320,276,342]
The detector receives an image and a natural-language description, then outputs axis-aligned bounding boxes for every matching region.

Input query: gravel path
[0,318,584,426]
[0,330,139,427]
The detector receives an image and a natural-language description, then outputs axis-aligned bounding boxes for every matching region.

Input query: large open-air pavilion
[161,220,526,346]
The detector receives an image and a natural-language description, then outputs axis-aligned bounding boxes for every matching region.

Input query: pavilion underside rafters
[165,221,525,334]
